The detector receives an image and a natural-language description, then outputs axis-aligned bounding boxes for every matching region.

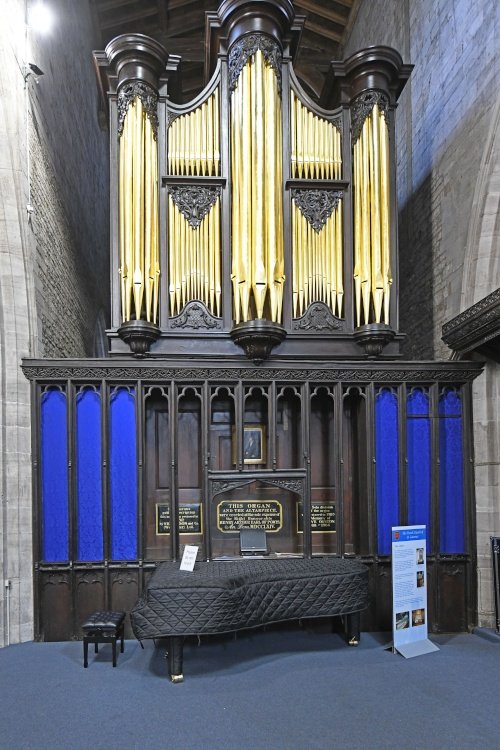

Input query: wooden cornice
[442,288,500,363]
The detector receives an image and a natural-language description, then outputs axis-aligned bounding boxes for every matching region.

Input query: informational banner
[391,526,439,658]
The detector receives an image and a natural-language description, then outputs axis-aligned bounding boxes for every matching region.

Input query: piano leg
[344,612,360,646]
[168,636,184,682]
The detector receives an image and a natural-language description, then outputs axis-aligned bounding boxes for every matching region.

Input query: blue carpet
[0,629,498,750]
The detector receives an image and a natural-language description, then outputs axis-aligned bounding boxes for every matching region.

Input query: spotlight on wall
[29,1,54,34]
[23,62,45,83]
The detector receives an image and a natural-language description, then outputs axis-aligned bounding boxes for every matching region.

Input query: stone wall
[0,0,109,646]
[345,0,500,627]
[28,0,110,356]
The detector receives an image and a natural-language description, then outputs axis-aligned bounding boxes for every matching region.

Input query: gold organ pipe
[370,105,383,324]
[241,60,252,320]
[292,204,298,317]
[251,51,266,319]
[195,105,202,176]
[335,202,343,317]
[119,110,127,322]
[361,120,371,324]
[144,114,152,321]
[209,207,215,312]
[168,198,175,312]
[214,198,221,316]
[178,115,183,174]
[132,99,144,319]
[332,126,337,179]
[379,109,391,324]
[297,99,303,178]
[352,104,392,327]
[290,90,296,176]
[214,87,220,175]
[353,138,361,325]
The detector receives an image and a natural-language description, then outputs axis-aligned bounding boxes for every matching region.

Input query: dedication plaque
[297,502,336,533]
[156,503,203,535]
[217,500,282,532]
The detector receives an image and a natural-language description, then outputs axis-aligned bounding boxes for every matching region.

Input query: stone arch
[461,98,500,308]
[460,99,500,627]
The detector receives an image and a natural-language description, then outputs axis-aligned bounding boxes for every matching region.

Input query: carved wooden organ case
[95,0,413,361]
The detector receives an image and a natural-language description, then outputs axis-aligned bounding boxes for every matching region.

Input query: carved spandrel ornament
[170,301,222,330]
[293,302,343,331]
[351,91,389,144]
[117,81,159,138]
[228,34,282,92]
[168,185,221,228]
[292,190,342,232]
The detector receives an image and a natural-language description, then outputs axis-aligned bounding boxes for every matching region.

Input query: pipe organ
[95,0,413,359]
[23,0,480,643]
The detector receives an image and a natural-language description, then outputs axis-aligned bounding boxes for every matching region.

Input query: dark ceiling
[90,0,359,102]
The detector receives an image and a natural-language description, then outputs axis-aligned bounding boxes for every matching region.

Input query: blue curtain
[41,389,69,561]
[375,388,399,555]
[109,387,137,559]
[407,388,431,549]
[76,388,103,560]
[439,389,465,553]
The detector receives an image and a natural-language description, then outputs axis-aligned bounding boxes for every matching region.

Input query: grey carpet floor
[0,629,498,750]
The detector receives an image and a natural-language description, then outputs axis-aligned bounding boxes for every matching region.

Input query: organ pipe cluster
[167,90,220,176]
[290,91,342,179]
[353,103,392,326]
[292,201,343,318]
[168,197,222,317]
[119,97,160,324]
[231,50,284,324]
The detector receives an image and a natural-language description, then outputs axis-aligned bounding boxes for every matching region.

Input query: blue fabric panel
[110,388,137,560]
[439,390,465,553]
[375,389,399,555]
[407,390,431,548]
[76,388,103,561]
[439,389,462,416]
[41,389,69,562]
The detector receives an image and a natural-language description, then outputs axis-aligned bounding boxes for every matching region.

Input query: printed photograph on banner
[416,547,425,564]
[396,611,410,630]
[417,570,425,588]
[412,608,425,626]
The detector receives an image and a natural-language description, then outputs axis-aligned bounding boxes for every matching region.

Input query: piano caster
[171,673,184,683]
[348,636,360,646]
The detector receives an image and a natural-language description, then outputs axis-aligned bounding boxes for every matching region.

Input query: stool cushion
[82,610,125,632]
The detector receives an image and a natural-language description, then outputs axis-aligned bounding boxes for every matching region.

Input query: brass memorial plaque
[216,500,282,533]
[156,503,203,535]
[296,502,336,533]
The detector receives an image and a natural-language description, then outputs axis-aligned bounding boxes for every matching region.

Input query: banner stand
[391,526,439,659]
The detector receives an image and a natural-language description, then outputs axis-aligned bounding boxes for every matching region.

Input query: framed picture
[232,424,266,465]
[243,425,266,464]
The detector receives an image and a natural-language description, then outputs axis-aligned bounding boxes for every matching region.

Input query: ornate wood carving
[168,185,221,228]
[117,81,158,138]
[292,190,342,232]
[293,302,343,331]
[211,476,304,496]
[22,362,483,383]
[228,34,282,92]
[351,91,389,144]
[170,301,222,330]
[442,288,500,360]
